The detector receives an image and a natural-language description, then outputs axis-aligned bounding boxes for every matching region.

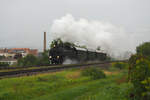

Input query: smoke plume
[50,14,134,59]
[63,59,78,65]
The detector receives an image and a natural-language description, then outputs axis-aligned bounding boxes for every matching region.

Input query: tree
[38,51,49,66]
[128,42,150,100]
[97,46,101,50]
[128,54,150,100]
[136,42,150,57]
[0,55,5,60]
[18,54,38,67]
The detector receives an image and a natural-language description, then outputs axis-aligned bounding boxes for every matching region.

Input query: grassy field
[0,66,131,100]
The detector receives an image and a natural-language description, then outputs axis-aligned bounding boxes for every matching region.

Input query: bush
[0,62,9,67]
[136,42,150,58]
[128,54,150,100]
[141,77,150,98]
[112,62,128,69]
[17,54,38,67]
[37,51,50,66]
[81,67,106,80]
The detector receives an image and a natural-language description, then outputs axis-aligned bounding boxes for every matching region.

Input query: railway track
[0,60,127,78]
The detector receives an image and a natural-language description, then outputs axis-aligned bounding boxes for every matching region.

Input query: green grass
[0,67,131,100]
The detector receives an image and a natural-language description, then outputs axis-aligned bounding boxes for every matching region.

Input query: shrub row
[112,62,128,69]
[81,67,106,80]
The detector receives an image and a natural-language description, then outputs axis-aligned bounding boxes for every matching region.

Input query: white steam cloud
[63,59,78,65]
[50,14,134,59]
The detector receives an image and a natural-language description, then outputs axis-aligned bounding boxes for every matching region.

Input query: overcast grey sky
[0,0,150,51]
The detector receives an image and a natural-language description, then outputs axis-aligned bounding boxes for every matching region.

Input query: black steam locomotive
[49,40,107,64]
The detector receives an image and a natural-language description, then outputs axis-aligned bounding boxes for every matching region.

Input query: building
[0,48,38,65]
[0,58,17,65]
[0,48,38,58]
[28,49,38,57]
[11,48,38,57]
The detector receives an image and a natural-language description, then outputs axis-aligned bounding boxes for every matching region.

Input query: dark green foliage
[128,54,150,100]
[141,78,150,99]
[0,56,5,60]
[38,51,49,66]
[97,46,101,50]
[81,67,106,80]
[17,52,50,67]
[128,42,150,100]
[0,56,8,67]
[112,62,128,69]
[18,54,38,67]
[136,42,150,58]
[0,62,9,67]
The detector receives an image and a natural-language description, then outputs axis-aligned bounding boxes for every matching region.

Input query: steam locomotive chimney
[43,32,46,52]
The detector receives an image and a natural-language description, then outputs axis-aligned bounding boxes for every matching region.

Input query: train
[49,40,107,64]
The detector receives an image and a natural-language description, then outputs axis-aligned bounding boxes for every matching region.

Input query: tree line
[17,51,49,67]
